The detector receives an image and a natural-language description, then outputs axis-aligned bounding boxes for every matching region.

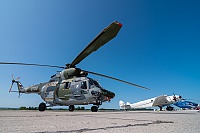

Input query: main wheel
[39,102,46,111]
[91,106,98,112]
[166,106,174,111]
[158,106,163,111]
[69,105,75,112]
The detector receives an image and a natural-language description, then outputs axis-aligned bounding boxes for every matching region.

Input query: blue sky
[0,1,200,109]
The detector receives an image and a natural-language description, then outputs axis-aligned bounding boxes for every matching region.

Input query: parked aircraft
[119,94,182,111]
[174,100,198,109]
[196,104,200,110]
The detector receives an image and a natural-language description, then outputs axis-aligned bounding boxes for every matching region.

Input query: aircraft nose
[101,89,115,99]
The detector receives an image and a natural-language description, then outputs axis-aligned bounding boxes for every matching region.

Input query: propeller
[0,21,150,90]
[9,75,20,93]
[172,93,182,102]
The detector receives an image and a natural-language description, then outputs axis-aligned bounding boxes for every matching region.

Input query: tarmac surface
[0,110,199,133]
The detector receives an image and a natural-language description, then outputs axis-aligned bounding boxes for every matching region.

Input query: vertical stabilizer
[119,100,125,109]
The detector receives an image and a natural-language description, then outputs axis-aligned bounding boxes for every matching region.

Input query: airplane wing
[152,96,171,106]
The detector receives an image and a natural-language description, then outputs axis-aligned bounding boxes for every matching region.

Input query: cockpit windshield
[88,78,102,88]
[93,80,101,88]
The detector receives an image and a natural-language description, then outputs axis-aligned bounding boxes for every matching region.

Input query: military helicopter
[0,21,149,112]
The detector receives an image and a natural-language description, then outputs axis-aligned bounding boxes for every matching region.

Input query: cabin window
[81,81,87,89]
[88,78,93,85]
[88,79,93,89]
[64,82,71,89]
[46,86,56,92]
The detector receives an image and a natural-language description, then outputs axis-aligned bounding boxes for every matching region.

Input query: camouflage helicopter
[0,21,149,112]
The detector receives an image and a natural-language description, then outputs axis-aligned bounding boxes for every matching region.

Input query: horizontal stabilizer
[119,100,131,110]
[123,105,131,110]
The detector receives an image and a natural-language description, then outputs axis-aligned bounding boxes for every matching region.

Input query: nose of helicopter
[101,89,115,100]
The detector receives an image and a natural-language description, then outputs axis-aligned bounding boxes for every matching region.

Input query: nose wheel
[39,102,46,111]
[91,106,98,112]
[69,105,75,112]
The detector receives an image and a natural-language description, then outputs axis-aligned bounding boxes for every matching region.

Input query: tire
[39,103,46,111]
[69,105,75,112]
[166,106,174,111]
[91,106,98,112]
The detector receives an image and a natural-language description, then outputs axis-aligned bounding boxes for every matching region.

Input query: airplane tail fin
[119,100,131,110]
[119,100,125,109]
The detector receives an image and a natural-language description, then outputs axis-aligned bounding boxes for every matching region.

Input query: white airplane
[196,103,200,110]
[119,95,182,111]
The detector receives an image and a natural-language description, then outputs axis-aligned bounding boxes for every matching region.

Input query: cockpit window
[88,78,94,85]
[46,86,56,92]
[88,78,102,89]
[64,82,71,89]
[93,80,101,88]
[81,81,87,89]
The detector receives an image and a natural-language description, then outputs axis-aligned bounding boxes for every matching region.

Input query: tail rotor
[9,75,20,93]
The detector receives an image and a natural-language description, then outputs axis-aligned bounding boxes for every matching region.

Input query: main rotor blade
[0,62,65,68]
[70,21,123,67]
[83,70,150,90]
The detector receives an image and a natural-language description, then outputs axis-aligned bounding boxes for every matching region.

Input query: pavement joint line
[35,120,174,133]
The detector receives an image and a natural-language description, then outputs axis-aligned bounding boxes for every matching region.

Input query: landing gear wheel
[39,102,46,111]
[166,106,174,111]
[158,106,163,111]
[91,106,98,112]
[69,105,75,112]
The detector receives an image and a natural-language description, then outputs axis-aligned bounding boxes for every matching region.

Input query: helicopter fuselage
[17,75,115,110]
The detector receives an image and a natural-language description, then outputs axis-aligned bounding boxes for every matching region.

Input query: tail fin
[119,100,125,109]
[119,100,131,110]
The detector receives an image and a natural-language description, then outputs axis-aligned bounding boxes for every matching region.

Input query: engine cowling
[61,68,88,80]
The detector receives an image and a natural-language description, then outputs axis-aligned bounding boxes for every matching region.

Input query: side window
[81,81,87,89]
[64,82,71,89]
[88,79,94,89]
[46,86,56,92]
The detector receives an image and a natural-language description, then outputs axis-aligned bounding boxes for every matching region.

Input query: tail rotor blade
[9,75,19,93]
[9,82,14,93]
[15,77,20,81]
